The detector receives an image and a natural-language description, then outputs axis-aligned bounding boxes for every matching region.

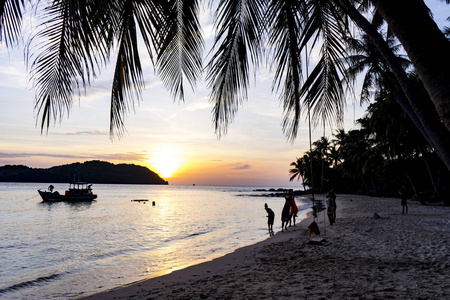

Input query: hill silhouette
[0,160,168,185]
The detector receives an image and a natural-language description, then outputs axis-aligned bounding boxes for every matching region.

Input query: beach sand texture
[79,195,450,299]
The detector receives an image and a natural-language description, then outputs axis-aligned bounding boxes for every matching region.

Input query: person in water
[281,195,292,231]
[264,203,275,236]
[289,194,299,226]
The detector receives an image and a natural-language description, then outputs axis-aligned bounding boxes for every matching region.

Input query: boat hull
[38,190,97,202]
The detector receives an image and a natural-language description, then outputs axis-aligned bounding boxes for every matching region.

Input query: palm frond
[156,0,203,101]
[299,0,349,129]
[29,0,109,132]
[132,0,167,66]
[110,0,145,138]
[266,0,308,141]
[207,0,265,137]
[344,10,413,105]
[0,0,24,46]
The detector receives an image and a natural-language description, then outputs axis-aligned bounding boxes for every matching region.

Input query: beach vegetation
[291,89,450,204]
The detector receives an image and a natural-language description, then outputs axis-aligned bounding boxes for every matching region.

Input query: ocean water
[0,183,310,299]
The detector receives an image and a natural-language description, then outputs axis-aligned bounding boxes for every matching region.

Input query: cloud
[0,152,82,159]
[52,130,108,136]
[0,151,147,163]
[233,164,251,170]
[182,98,211,112]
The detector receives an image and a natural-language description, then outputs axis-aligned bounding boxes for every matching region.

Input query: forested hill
[0,160,168,185]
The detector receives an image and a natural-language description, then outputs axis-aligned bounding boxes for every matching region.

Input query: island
[0,160,168,185]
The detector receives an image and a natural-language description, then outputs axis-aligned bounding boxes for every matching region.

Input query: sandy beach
[78,195,450,299]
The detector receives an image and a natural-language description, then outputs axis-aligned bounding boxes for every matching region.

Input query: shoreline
[77,194,450,299]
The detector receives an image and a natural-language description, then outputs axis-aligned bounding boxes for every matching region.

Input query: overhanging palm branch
[0,0,24,46]
[266,0,307,141]
[110,0,203,137]
[298,0,350,130]
[109,0,145,138]
[207,0,265,137]
[156,0,203,101]
[28,0,109,132]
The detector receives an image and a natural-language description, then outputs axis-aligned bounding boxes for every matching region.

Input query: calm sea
[0,183,309,299]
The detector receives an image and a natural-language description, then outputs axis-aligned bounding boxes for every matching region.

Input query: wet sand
[78,195,450,299]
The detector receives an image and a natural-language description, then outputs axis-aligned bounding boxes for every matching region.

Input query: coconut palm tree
[345,11,410,104]
[337,0,450,173]
[289,156,308,190]
[367,0,450,132]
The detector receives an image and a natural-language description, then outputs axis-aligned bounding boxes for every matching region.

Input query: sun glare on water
[150,147,181,178]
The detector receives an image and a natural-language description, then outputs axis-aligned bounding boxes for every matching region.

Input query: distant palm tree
[289,155,309,190]
[328,143,341,168]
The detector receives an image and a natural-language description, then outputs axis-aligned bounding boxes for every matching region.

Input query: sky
[1,1,449,187]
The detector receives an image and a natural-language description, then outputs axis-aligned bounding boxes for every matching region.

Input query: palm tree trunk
[361,175,369,195]
[405,173,419,202]
[418,146,446,205]
[336,0,450,173]
[370,0,450,132]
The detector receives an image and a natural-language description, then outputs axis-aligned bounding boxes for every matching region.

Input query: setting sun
[150,146,182,178]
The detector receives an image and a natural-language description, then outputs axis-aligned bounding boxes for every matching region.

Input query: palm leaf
[0,0,23,46]
[298,0,350,130]
[266,0,308,141]
[207,0,265,137]
[29,0,109,132]
[156,0,203,101]
[109,0,145,138]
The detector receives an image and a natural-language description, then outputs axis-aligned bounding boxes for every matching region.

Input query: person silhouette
[326,189,337,225]
[398,185,408,214]
[281,195,292,231]
[264,203,275,236]
[289,194,298,226]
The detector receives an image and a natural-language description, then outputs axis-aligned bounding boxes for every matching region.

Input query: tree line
[0,160,168,185]
[289,92,450,205]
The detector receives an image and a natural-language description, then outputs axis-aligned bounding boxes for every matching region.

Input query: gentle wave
[86,249,134,261]
[161,230,211,244]
[186,231,209,238]
[0,273,62,295]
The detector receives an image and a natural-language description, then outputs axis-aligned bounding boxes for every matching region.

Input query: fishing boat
[38,182,97,202]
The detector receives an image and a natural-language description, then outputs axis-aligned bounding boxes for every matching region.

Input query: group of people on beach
[264,184,410,236]
[264,189,338,236]
[264,191,299,235]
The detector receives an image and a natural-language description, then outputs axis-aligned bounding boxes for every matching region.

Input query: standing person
[289,194,298,226]
[281,195,292,232]
[326,189,337,225]
[399,185,408,214]
[264,203,275,236]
